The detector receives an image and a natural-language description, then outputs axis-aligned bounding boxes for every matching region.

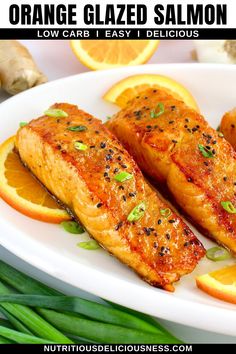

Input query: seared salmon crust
[16,103,205,291]
[107,88,236,253]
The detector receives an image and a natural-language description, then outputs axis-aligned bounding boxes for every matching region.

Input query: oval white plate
[0,64,235,336]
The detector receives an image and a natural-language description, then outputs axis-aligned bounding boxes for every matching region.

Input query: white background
[0,39,235,343]
[0,0,235,28]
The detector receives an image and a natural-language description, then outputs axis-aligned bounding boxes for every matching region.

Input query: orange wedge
[70,40,159,70]
[0,136,70,223]
[103,74,199,111]
[196,264,236,304]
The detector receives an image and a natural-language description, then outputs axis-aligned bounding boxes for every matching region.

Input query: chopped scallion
[127,202,146,222]
[77,240,100,250]
[198,144,214,158]
[221,201,236,214]
[150,103,165,118]
[44,109,68,118]
[206,247,231,261]
[114,172,133,183]
[61,221,84,234]
[19,122,28,127]
[67,126,87,132]
[74,142,88,151]
[160,208,171,218]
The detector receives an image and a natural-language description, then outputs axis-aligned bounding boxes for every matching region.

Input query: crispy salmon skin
[107,89,236,253]
[16,103,204,291]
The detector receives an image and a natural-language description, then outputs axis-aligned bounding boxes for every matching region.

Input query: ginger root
[0,40,47,95]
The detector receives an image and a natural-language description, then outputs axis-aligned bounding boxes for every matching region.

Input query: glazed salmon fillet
[15,103,204,291]
[107,89,236,253]
[220,108,236,150]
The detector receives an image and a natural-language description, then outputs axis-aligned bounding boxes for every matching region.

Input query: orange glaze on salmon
[107,89,236,254]
[15,103,205,291]
[220,108,236,150]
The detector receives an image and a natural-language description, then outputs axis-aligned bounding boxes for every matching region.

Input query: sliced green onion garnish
[206,246,231,261]
[150,103,165,118]
[198,144,214,158]
[218,132,224,138]
[127,202,146,222]
[221,201,236,214]
[77,240,100,250]
[74,142,88,151]
[61,221,84,234]
[19,122,28,127]
[160,208,171,218]
[67,125,87,132]
[114,172,133,183]
[44,109,68,118]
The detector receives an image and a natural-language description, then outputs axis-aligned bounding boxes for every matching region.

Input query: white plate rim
[0,63,236,337]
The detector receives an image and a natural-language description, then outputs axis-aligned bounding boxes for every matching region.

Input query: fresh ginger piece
[0,40,47,95]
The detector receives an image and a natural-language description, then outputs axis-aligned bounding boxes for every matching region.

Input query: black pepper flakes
[115,221,123,231]
[204,161,209,166]
[153,242,158,248]
[121,164,127,169]
[105,165,110,170]
[129,192,136,197]
[169,120,174,124]
[187,177,193,182]
[117,156,122,161]
[134,110,142,118]
[100,142,106,149]
[114,168,119,173]
[97,203,103,208]
[118,185,124,190]
[157,219,162,225]
[104,172,109,177]
[231,124,235,128]
[122,195,127,201]
[172,139,178,144]
[106,154,112,161]
[90,145,95,149]
[165,233,171,240]
[168,219,176,223]
[223,176,228,181]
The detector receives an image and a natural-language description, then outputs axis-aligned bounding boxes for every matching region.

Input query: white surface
[0,41,235,343]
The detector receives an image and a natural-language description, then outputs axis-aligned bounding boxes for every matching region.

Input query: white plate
[0,64,235,336]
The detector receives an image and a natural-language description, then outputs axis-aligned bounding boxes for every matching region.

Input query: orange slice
[0,136,70,223]
[70,40,159,70]
[196,264,236,304]
[103,74,199,111]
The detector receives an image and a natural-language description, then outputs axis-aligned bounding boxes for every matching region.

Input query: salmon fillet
[220,108,236,150]
[15,103,204,291]
[107,89,236,253]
